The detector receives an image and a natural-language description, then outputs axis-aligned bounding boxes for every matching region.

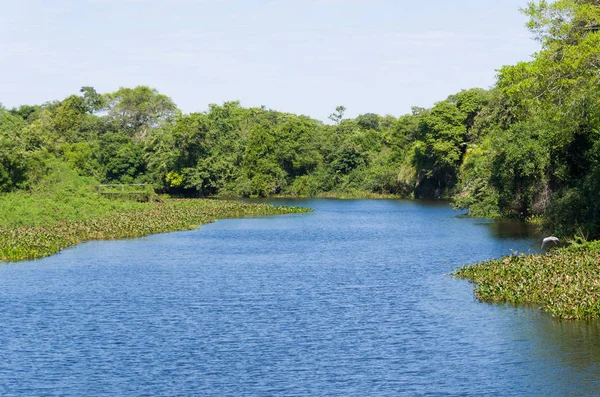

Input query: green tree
[412,101,467,198]
[328,105,346,125]
[240,124,285,197]
[0,108,29,191]
[104,86,178,140]
[145,113,211,193]
[275,117,323,179]
[96,132,145,182]
[80,86,105,114]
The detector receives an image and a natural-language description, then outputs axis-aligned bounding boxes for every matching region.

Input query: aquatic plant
[0,199,311,262]
[455,241,600,320]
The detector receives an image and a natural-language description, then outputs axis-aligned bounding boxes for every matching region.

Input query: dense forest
[1,0,599,237]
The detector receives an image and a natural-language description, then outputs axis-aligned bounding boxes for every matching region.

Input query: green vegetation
[0,199,309,262]
[2,0,600,320]
[455,241,600,320]
[0,161,147,227]
[453,0,600,237]
[0,161,310,262]
[453,0,600,320]
[3,0,599,237]
[4,2,599,238]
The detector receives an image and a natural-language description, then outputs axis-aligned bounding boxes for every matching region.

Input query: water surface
[1,199,599,396]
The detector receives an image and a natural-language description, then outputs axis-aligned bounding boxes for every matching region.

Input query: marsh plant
[0,199,310,262]
[455,241,600,320]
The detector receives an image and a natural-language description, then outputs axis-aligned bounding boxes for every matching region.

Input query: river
[1,199,599,396]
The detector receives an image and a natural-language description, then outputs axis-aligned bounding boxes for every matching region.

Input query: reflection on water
[499,306,600,396]
[0,199,597,396]
[485,220,542,240]
[454,212,542,241]
[539,316,600,369]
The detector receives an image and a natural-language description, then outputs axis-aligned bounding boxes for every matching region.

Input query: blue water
[1,199,600,396]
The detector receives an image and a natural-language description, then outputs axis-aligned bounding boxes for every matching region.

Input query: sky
[1,0,540,122]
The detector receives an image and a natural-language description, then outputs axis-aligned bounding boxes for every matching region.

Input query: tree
[96,132,145,182]
[412,101,467,198]
[328,105,346,124]
[145,113,211,193]
[275,117,322,179]
[104,86,178,140]
[53,95,87,141]
[0,108,28,191]
[80,86,105,114]
[356,113,381,131]
[9,105,38,121]
[241,124,285,197]
[523,0,600,46]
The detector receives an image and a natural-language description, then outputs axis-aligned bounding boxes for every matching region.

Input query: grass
[454,241,600,320]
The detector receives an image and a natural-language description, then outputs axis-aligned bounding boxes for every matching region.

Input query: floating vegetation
[0,199,311,262]
[454,241,600,320]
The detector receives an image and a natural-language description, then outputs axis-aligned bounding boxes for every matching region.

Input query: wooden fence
[96,184,154,197]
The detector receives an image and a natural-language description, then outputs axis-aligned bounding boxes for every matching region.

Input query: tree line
[1,0,599,237]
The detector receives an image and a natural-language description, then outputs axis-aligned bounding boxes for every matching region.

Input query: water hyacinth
[454,241,600,320]
[0,199,311,262]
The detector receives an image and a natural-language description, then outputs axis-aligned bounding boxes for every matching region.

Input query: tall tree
[104,86,178,140]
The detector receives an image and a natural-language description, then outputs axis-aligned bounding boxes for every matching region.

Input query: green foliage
[9,105,38,121]
[96,132,145,183]
[0,159,144,227]
[328,105,346,124]
[523,0,600,46]
[0,108,29,191]
[455,240,600,320]
[165,171,184,187]
[288,174,322,196]
[59,142,99,177]
[275,117,322,178]
[80,86,105,113]
[104,86,179,140]
[0,142,28,192]
[489,121,550,217]
[453,143,501,217]
[451,0,600,236]
[3,4,600,238]
[240,124,285,197]
[412,100,467,198]
[0,198,311,262]
[355,113,381,131]
[329,140,365,176]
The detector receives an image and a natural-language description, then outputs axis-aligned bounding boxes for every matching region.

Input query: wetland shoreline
[455,241,600,320]
[0,199,311,262]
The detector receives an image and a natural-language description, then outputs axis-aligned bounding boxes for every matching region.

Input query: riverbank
[278,191,404,200]
[0,199,311,262]
[454,241,600,320]
[213,191,405,200]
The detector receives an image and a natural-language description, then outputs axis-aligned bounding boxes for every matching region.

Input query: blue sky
[1,0,540,121]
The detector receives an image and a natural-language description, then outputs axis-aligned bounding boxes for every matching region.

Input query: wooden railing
[96,184,154,195]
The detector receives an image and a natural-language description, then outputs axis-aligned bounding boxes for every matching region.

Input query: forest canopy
[1,0,599,238]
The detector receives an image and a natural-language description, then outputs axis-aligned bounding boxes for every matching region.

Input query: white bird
[541,236,560,250]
